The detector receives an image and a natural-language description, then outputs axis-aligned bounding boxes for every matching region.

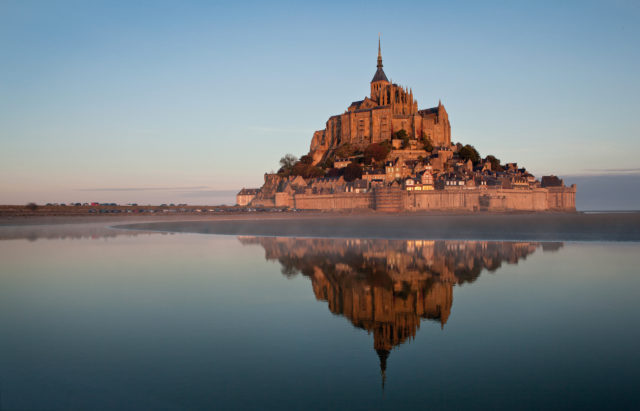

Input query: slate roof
[371,67,389,83]
[418,107,439,116]
[238,188,260,195]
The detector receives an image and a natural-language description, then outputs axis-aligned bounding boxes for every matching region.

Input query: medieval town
[238,40,576,212]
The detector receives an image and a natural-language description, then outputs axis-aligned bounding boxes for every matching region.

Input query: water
[0,225,639,410]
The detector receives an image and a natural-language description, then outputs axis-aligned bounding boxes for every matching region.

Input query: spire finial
[377,349,390,392]
[377,33,383,69]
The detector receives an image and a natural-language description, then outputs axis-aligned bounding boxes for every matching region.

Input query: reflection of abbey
[240,236,560,385]
[238,39,577,212]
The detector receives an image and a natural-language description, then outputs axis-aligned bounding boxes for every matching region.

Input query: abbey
[310,39,451,163]
[239,40,576,212]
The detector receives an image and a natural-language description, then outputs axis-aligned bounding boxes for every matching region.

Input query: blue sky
[1,0,639,204]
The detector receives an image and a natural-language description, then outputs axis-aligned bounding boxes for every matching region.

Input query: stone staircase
[374,187,404,212]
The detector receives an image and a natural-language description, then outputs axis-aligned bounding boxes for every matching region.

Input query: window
[358,119,365,137]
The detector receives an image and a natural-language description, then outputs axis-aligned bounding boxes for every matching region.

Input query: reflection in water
[0,224,161,241]
[240,237,562,387]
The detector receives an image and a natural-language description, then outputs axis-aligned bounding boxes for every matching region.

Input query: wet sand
[2,212,639,242]
[115,212,640,242]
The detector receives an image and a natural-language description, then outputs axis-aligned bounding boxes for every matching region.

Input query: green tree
[326,167,341,178]
[299,154,313,165]
[393,129,408,140]
[343,162,363,182]
[485,155,503,171]
[458,144,481,165]
[291,161,325,179]
[307,166,325,178]
[422,137,434,152]
[394,129,410,149]
[320,157,335,169]
[364,142,390,164]
[335,143,355,159]
[279,154,298,171]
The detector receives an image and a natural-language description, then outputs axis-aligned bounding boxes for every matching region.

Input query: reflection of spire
[377,348,390,391]
[237,236,557,390]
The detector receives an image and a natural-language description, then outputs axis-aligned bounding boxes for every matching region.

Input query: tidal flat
[116,212,640,241]
[0,215,639,410]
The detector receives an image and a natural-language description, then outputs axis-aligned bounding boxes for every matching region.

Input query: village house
[363,169,386,183]
[334,158,353,169]
[346,179,368,193]
[236,188,260,206]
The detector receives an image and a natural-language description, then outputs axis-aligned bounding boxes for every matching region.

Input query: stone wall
[275,192,293,208]
[546,186,577,210]
[374,187,404,212]
[407,187,576,212]
[291,186,576,212]
[405,190,478,211]
[488,189,549,211]
[293,192,373,210]
[251,173,282,207]
[236,194,255,207]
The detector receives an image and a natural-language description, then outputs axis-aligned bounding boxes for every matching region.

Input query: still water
[0,226,639,410]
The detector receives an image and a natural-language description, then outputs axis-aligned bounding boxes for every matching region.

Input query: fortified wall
[277,186,576,212]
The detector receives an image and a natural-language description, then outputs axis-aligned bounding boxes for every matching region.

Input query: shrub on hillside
[343,162,363,182]
[335,143,355,159]
[364,142,390,164]
[459,144,481,165]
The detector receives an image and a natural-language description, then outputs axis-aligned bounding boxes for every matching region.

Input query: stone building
[309,39,451,164]
[236,188,260,206]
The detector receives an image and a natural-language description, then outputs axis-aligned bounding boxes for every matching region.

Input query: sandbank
[116,212,640,242]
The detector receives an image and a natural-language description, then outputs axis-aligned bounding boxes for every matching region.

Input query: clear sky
[1,0,639,205]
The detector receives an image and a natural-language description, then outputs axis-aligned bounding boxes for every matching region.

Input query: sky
[1,0,639,206]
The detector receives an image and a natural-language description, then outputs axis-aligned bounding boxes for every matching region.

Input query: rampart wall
[286,186,576,212]
[293,192,373,210]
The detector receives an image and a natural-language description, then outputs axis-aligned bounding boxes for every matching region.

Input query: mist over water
[1,224,639,410]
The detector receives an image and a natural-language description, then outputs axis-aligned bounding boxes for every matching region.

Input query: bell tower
[370,35,389,99]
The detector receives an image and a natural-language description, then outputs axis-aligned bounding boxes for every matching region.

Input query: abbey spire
[371,35,389,84]
[377,35,383,69]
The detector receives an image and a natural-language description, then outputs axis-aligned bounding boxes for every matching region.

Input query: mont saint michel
[239,41,576,212]
[3,2,640,409]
